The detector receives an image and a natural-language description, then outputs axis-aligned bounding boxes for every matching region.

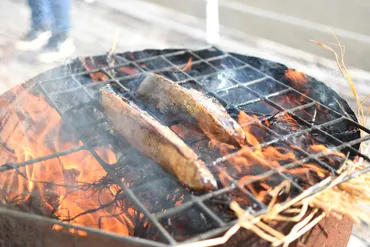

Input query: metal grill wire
[1,47,370,246]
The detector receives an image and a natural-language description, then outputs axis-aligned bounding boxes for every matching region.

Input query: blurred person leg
[38,0,75,63]
[16,0,52,50]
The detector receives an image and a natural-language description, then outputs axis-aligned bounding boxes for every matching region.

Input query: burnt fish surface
[99,84,217,191]
[136,73,246,146]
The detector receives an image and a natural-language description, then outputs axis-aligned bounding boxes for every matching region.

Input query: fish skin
[136,73,246,146]
[100,84,217,191]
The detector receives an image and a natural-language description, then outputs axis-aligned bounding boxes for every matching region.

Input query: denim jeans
[28,0,71,35]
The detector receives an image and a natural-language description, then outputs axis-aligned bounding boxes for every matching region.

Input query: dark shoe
[37,32,75,63]
[15,28,51,51]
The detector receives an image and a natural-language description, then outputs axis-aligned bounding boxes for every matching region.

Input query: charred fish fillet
[136,73,246,146]
[100,84,217,191]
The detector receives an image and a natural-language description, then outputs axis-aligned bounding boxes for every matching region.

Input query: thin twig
[108,28,120,59]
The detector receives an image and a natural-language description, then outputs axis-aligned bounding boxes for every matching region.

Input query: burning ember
[0,48,366,246]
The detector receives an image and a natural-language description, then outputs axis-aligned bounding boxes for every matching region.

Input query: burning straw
[179,35,370,247]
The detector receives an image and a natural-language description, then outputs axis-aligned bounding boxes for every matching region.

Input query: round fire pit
[0,47,363,247]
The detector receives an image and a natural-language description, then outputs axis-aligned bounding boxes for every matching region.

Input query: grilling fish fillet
[136,73,246,146]
[100,84,217,191]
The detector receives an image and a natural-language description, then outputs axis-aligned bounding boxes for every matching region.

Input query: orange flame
[118,66,139,75]
[182,57,193,71]
[0,86,137,236]
[210,110,347,205]
[89,71,110,82]
[80,57,111,82]
[0,82,351,237]
[285,68,308,87]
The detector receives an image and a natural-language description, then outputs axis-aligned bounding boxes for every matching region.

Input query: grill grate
[1,47,370,246]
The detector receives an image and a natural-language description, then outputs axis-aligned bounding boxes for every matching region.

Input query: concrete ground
[0,0,369,246]
[149,0,370,71]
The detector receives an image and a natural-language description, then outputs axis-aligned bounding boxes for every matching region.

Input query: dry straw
[178,35,370,247]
